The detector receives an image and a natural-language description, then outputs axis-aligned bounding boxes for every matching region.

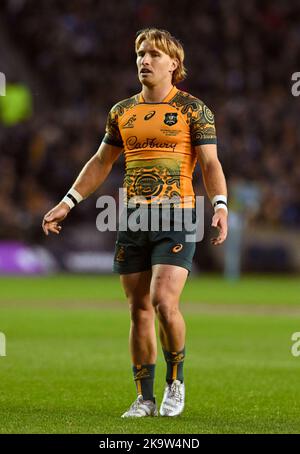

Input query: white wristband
[211,195,228,213]
[62,188,83,209]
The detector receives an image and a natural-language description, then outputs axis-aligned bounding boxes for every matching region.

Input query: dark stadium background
[0,0,300,276]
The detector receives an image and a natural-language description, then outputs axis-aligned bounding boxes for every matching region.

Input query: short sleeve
[102,106,123,148]
[190,101,217,146]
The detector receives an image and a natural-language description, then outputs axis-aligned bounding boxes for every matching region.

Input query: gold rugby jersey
[103,85,217,207]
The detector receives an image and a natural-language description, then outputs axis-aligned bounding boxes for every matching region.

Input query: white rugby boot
[121,395,158,418]
[159,380,185,416]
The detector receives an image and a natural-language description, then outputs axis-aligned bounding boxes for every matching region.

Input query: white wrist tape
[62,188,83,209]
[211,195,228,213]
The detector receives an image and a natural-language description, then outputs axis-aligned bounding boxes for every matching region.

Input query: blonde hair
[135,28,187,84]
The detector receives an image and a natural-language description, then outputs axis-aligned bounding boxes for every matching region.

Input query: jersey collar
[138,85,178,104]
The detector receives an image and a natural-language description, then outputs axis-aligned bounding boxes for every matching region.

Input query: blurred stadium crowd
[0,0,300,244]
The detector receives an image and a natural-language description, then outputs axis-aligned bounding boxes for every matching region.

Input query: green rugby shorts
[113,206,197,274]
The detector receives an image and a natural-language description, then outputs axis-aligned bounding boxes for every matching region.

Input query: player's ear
[169,58,179,74]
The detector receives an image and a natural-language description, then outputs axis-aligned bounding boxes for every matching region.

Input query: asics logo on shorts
[172,244,183,253]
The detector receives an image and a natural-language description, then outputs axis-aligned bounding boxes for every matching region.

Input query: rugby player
[42,28,228,417]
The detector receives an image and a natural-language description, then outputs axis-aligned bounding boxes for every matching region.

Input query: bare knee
[152,295,179,325]
[129,298,155,326]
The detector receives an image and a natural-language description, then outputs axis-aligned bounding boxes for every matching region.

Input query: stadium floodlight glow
[0,72,6,96]
[0,332,6,356]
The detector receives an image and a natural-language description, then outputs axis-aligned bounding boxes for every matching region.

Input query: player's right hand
[42,202,70,236]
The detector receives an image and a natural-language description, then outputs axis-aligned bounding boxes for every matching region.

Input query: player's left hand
[211,209,228,246]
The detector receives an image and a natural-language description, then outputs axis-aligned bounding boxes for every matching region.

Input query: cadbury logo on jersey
[126,136,177,151]
[164,112,178,126]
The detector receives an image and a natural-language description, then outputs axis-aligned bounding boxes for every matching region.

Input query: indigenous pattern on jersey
[103,86,217,207]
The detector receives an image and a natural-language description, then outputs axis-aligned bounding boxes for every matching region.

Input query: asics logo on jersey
[144,111,156,120]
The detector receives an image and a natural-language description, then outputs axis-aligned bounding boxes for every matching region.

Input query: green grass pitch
[0,274,300,434]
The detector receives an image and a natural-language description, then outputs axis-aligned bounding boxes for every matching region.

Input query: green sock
[163,347,185,383]
[132,364,156,401]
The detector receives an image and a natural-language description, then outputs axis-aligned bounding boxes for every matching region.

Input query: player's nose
[141,53,151,65]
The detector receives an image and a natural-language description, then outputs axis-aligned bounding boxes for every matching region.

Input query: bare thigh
[150,264,188,307]
[120,270,153,311]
